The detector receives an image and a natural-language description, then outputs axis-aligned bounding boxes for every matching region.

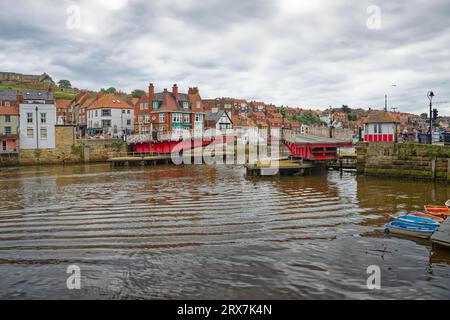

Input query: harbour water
[0,164,449,299]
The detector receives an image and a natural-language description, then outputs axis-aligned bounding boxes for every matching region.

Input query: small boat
[396,215,440,227]
[385,221,436,239]
[424,205,450,217]
[409,212,445,224]
[446,200,450,209]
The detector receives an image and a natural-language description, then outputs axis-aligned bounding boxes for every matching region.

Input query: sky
[0,0,449,115]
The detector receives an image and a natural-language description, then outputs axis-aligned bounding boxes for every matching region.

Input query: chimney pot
[172,84,178,97]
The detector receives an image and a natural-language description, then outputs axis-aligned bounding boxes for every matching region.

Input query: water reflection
[0,164,449,299]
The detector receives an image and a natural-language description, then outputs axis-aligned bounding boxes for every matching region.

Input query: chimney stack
[172,84,179,97]
[149,83,155,96]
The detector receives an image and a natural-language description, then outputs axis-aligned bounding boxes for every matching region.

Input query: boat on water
[396,215,440,228]
[424,205,450,217]
[409,212,445,224]
[385,221,436,239]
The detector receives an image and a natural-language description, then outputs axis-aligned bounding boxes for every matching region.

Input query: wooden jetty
[108,154,172,167]
[245,159,314,176]
[431,218,450,249]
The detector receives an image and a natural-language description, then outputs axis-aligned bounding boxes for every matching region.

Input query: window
[27,113,33,123]
[101,109,111,117]
[145,115,149,124]
[224,104,232,109]
[122,110,126,114]
[159,113,165,123]
[182,101,189,109]
[95,110,98,117]
[153,101,159,109]
[127,110,131,114]
[5,115,11,123]
[195,114,203,122]
[378,124,382,134]
[40,113,47,124]
[138,116,143,124]
[183,114,190,123]
[27,128,33,138]
[40,127,48,140]
[140,103,144,110]
[4,127,11,135]
[127,119,131,126]
[172,113,181,123]
[5,101,10,107]
[2,141,6,151]
[196,101,201,109]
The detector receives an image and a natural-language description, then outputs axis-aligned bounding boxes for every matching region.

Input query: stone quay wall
[0,126,126,167]
[356,142,450,183]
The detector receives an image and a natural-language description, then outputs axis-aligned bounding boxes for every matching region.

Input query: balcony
[0,134,18,140]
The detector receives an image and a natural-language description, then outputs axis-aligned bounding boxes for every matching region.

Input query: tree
[106,87,117,94]
[58,80,72,89]
[341,105,351,114]
[131,89,145,99]
[420,113,428,119]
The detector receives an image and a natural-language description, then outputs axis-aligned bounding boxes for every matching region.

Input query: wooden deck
[432,218,450,249]
[245,160,315,176]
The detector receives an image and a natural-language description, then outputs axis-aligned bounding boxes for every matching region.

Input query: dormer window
[182,101,189,109]
[152,101,159,109]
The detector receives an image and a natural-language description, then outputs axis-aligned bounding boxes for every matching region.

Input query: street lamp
[35,106,39,149]
[427,91,434,144]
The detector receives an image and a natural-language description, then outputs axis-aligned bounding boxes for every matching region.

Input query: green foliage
[132,89,145,99]
[58,80,72,89]
[106,87,117,94]
[287,112,321,126]
[342,105,351,114]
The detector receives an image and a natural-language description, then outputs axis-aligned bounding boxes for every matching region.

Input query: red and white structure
[363,112,399,143]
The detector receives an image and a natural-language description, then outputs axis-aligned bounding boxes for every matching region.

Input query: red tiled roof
[87,94,133,110]
[55,99,72,109]
[0,106,19,116]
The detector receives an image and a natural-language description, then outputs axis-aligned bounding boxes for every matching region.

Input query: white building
[19,103,56,149]
[18,90,56,150]
[205,110,233,131]
[86,94,134,137]
[363,112,399,143]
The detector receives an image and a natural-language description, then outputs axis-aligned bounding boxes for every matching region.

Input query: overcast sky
[1,0,449,115]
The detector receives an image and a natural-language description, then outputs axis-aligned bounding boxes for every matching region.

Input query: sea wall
[0,126,126,167]
[356,142,450,183]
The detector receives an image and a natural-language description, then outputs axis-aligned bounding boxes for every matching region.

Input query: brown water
[0,164,449,299]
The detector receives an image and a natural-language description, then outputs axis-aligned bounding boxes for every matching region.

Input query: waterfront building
[363,112,399,142]
[148,83,205,136]
[72,90,97,137]
[205,110,233,130]
[133,93,150,134]
[18,89,56,149]
[55,99,73,125]
[86,94,134,138]
[0,89,20,154]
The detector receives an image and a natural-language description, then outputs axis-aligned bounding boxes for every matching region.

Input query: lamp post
[35,106,39,149]
[427,91,434,144]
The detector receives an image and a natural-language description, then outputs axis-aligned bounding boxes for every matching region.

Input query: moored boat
[409,212,444,224]
[424,205,450,217]
[385,221,436,239]
[396,215,440,228]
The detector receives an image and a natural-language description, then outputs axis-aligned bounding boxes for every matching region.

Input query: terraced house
[0,90,20,155]
[86,94,134,138]
[148,84,205,135]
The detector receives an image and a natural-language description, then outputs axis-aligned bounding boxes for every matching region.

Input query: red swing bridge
[123,129,353,162]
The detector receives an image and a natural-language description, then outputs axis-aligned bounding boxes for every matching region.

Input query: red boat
[424,205,450,217]
[409,212,444,224]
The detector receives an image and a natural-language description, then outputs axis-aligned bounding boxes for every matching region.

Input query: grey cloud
[0,0,449,114]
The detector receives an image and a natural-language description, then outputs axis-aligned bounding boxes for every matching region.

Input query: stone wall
[356,142,450,183]
[0,128,126,167]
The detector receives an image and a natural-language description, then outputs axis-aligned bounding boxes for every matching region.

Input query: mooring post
[431,158,437,180]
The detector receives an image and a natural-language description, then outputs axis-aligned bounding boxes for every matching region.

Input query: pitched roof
[152,90,194,112]
[365,112,399,124]
[205,110,232,123]
[0,106,19,115]
[55,99,72,109]
[87,94,133,110]
[19,89,53,101]
[0,89,17,101]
